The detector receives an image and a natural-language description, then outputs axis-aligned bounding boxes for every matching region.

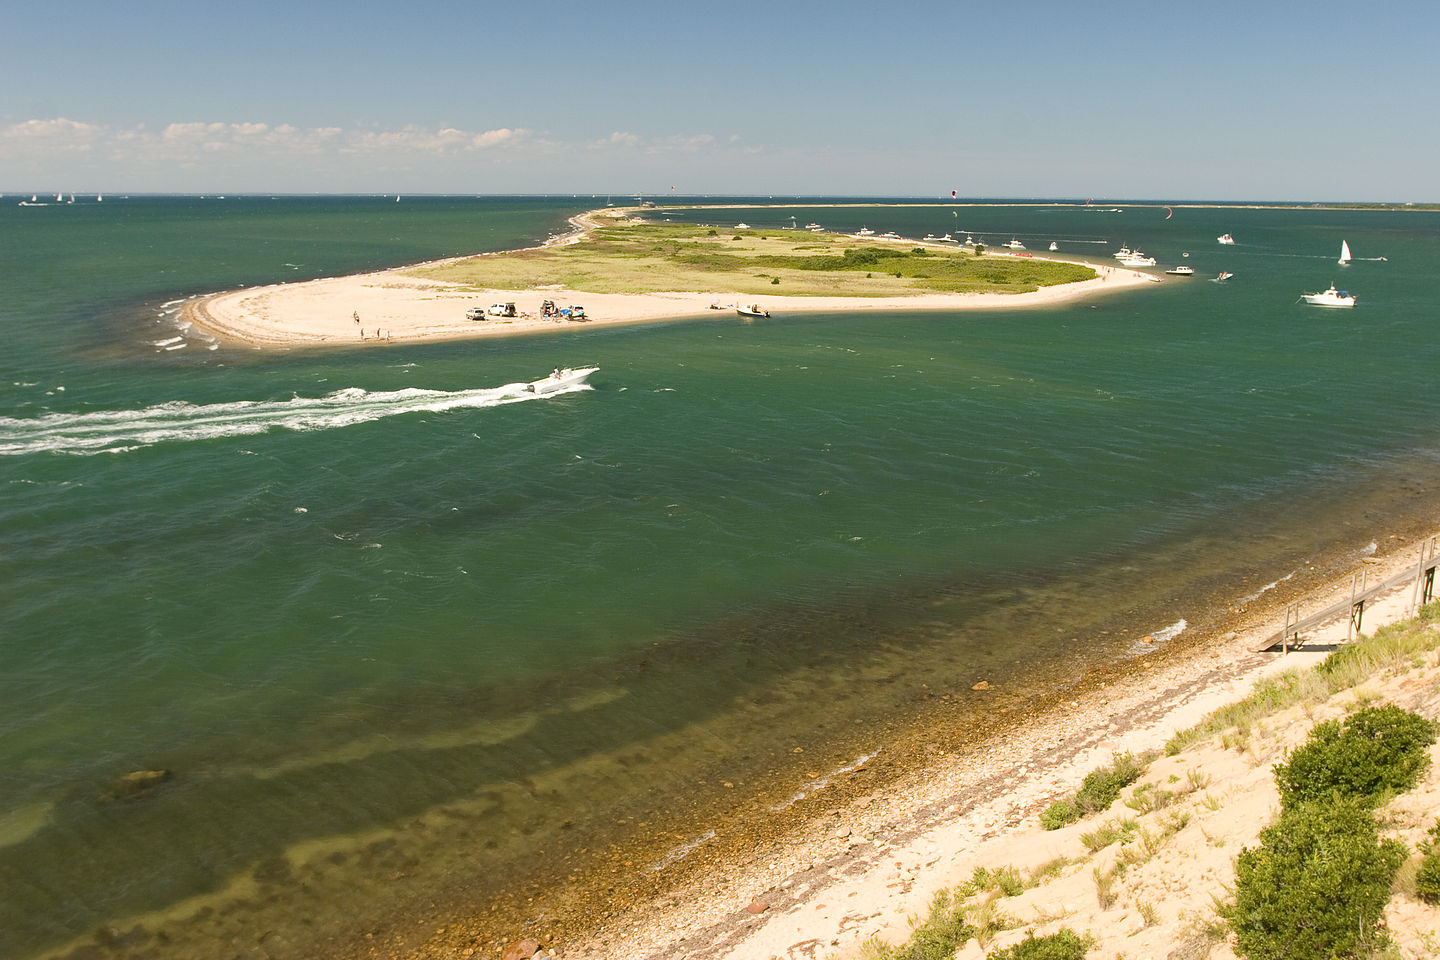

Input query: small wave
[769,750,880,811]
[651,829,716,871]
[0,379,591,456]
[1241,571,1294,604]
[1152,618,1187,642]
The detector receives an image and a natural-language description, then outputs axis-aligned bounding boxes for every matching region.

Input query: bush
[1075,753,1145,816]
[1039,798,1079,831]
[985,928,1087,960]
[1224,798,1405,960]
[876,888,975,960]
[1274,705,1436,809]
[1417,818,1440,905]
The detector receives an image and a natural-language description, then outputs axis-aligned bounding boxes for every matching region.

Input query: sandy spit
[181,213,1155,350]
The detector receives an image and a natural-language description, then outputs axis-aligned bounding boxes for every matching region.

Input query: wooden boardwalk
[1258,538,1438,652]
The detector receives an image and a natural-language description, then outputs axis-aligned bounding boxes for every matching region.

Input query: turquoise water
[3,197,1440,958]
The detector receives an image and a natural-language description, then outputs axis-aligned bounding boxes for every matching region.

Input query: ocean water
[3,196,1440,959]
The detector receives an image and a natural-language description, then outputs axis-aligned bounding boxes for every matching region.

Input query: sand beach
[181,213,1154,349]
[461,535,1440,960]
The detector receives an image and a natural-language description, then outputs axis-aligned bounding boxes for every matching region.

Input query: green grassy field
[409,217,1096,298]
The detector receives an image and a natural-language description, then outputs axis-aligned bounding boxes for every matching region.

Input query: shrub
[1039,798,1079,830]
[1417,818,1440,905]
[1224,798,1405,960]
[1075,753,1145,815]
[1274,704,1436,809]
[984,928,1088,960]
[880,888,975,960]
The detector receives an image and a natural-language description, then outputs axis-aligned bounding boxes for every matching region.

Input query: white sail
[1339,240,1351,265]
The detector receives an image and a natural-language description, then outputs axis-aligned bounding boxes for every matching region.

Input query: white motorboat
[1003,238,1025,249]
[880,231,902,239]
[1217,233,1235,245]
[1299,284,1356,308]
[735,222,750,229]
[523,366,599,394]
[856,227,875,236]
[1119,251,1156,266]
[1339,240,1351,265]
[923,233,956,242]
[1213,272,1234,282]
[1165,266,1195,276]
[1048,241,1058,251]
[736,303,770,319]
[805,222,822,231]
[1113,245,1133,259]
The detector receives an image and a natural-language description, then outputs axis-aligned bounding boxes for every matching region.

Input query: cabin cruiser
[1003,238,1025,249]
[1119,251,1156,266]
[1113,245,1133,259]
[1299,284,1356,307]
[1165,266,1195,276]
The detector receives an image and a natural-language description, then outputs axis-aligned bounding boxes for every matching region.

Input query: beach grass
[408,220,1096,298]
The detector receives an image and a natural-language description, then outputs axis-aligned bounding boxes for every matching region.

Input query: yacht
[1300,284,1356,307]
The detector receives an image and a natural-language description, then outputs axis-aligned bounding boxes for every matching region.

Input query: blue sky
[4,0,1437,200]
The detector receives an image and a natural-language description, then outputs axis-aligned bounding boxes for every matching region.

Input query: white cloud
[0,116,757,192]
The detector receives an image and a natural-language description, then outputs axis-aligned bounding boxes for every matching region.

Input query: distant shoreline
[181,208,1155,349]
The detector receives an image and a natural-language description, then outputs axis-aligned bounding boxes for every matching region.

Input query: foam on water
[0,379,592,456]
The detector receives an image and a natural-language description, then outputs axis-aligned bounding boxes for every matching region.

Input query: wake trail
[0,381,588,456]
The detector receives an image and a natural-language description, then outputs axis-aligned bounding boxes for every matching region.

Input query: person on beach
[353,311,360,324]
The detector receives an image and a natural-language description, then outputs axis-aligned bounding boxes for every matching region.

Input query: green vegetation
[1040,753,1148,830]
[862,888,974,960]
[1224,798,1406,960]
[409,218,1095,298]
[1273,704,1436,809]
[1165,601,1440,756]
[1416,818,1440,905]
[984,929,1088,960]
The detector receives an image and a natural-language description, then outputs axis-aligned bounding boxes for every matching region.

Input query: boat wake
[0,380,590,456]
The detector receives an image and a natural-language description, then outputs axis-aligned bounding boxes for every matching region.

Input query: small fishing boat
[523,366,599,394]
[856,227,875,237]
[1217,233,1235,245]
[1003,238,1026,249]
[880,231,902,240]
[1048,241,1058,251]
[805,222,822,231]
[736,304,770,319]
[1339,240,1352,265]
[1165,265,1195,276]
[1299,284,1356,307]
[1213,272,1234,282]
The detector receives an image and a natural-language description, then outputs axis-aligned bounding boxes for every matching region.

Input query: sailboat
[1339,240,1351,265]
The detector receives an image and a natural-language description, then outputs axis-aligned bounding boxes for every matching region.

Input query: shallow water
[2,197,1439,958]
